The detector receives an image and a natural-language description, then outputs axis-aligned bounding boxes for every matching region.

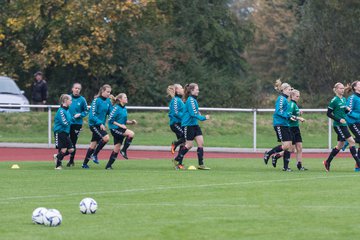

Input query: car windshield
[0,78,21,94]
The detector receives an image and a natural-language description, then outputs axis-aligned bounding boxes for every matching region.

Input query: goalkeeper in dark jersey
[323,82,360,172]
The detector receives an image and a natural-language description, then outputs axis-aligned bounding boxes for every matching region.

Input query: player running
[53,94,74,170]
[263,79,294,171]
[82,84,112,169]
[173,83,210,170]
[271,89,307,170]
[167,84,185,154]
[345,81,360,171]
[67,83,88,167]
[105,93,137,169]
[323,82,360,172]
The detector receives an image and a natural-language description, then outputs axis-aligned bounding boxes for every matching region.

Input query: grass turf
[0,158,359,240]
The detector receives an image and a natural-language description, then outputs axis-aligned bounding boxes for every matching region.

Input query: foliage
[289,0,360,107]
[0,0,254,107]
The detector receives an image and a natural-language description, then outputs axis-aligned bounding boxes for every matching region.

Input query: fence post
[48,106,52,148]
[253,109,257,152]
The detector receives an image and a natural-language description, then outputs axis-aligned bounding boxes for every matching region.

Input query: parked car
[0,76,30,112]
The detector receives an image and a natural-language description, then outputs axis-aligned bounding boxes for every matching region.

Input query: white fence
[0,104,332,151]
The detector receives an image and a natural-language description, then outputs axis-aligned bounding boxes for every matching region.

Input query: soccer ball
[43,209,62,227]
[32,207,48,225]
[79,197,97,214]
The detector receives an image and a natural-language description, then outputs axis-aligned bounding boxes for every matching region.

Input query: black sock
[122,137,133,152]
[93,140,107,156]
[106,151,118,168]
[83,148,95,165]
[349,146,360,166]
[357,148,360,158]
[56,151,66,167]
[174,138,185,148]
[297,161,302,170]
[69,149,76,163]
[283,150,290,169]
[326,147,340,164]
[197,147,204,166]
[175,146,189,164]
[268,145,283,156]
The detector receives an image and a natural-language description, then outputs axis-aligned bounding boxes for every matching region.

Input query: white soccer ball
[43,209,62,227]
[32,207,48,225]
[79,197,98,214]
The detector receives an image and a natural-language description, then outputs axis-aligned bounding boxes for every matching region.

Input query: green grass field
[0,111,338,148]
[1,158,360,240]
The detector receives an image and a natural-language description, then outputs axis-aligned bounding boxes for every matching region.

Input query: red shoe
[175,164,185,170]
[171,142,176,154]
[323,160,330,172]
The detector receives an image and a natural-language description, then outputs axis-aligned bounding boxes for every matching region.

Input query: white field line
[0,174,358,203]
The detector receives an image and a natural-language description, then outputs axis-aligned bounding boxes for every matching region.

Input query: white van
[0,76,30,112]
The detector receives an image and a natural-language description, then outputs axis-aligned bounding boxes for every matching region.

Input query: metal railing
[0,104,331,151]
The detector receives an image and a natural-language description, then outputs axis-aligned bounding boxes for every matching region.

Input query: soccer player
[323,82,360,172]
[105,93,137,169]
[167,84,185,154]
[345,81,360,171]
[67,83,88,167]
[173,83,210,170]
[263,79,294,171]
[271,89,307,170]
[82,84,112,169]
[53,94,74,170]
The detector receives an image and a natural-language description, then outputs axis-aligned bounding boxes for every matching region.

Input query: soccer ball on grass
[32,207,48,225]
[43,209,62,227]
[79,197,97,214]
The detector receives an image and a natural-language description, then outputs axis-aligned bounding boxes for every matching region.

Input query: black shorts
[334,126,352,141]
[170,123,184,139]
[184,125,203,141]
[70,124,82,146]
[274,126,292,142]
[290,126,302,144]
[111,128,126,145]
[90,125,108,142]
[348,123,360,143]
[55,132,73,150]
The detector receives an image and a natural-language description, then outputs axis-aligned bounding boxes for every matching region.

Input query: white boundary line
[0,174,358,203]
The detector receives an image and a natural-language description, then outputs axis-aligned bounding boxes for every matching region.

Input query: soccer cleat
[171,141,176,154]
[82,164,90,169]
[282,167,292,172]
[272,154,280,168]
[55,166,62,170]
[175,164,185,170]
[91,154,99,164]
[120,150,128,159]
[263,151,270,165]
[323,160,330,172]
[66,162,75,167]
[53,154,57,164]
[105,166,113,170]
[298,167,308,171]
[197,165,211,170]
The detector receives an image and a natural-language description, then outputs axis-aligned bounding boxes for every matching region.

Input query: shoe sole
[120,152,128,159]
[323,160,329,172]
